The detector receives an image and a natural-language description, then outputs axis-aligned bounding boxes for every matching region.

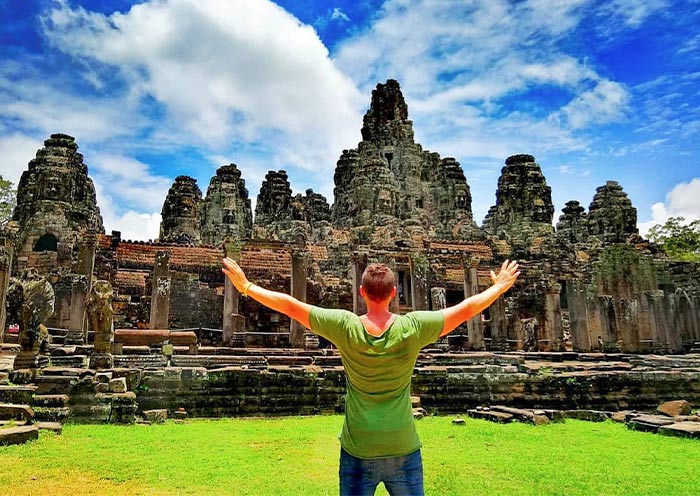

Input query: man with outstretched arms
[223,257,520,496]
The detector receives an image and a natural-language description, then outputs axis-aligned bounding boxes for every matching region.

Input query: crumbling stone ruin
[1,80,700,424]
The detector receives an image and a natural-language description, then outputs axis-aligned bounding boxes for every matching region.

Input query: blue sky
[1,0,699,241]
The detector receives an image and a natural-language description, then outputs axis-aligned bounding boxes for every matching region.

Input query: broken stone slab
[467,409,513,423]
[413,408,426,420]
[36,422,62,434]
[452,418,466,425]
[627,414,676,433]
[657,400,692,417]
[490,405,550,425]
[143,409,168,424]
[0,424,39,445]
[611,411,635,423]
[562,410,610,422]
[536,409,565,423]
[0,403,35,422]
[658,422,700,439]
[674,415,700,422]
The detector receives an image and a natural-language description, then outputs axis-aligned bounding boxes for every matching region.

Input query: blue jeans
[339,447,424,496]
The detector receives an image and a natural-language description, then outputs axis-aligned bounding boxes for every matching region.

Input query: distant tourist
[223,257,520,495]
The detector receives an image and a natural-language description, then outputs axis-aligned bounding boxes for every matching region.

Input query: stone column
[88,280,115,369]
[490,296,509,351]
[566,280,591,352]
[596,295,617,352]
[149,250,171,329]
[409,254,429,311]
[388,259,399,314]
[0,244,14,344]
[463,257,484,350]
[542,281,563,352]
[290,249,308,348]
[352,254,368,315]
[645,290,671,353]
[618,297,641,353]
[65,236,97,345]
[222,241,245,347]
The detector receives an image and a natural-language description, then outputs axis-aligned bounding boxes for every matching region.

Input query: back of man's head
[361,263,395,302]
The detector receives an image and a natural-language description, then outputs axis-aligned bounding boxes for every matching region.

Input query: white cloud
[638,178,700,235]
[559,80,630,129]
[599,0,669,28]
[41,0,363,172]
[0,133,44,185]
[331,8,350,23]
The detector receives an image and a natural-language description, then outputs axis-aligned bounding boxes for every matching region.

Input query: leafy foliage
[0,175,17,225]
[648,216,700,262]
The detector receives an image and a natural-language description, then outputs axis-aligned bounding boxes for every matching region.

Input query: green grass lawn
[1,416,698,495]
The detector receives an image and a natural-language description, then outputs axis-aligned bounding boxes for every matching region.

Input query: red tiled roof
[116,242,224,269]
[308,244,328,262]
[114,270,148,291]
[241,246,292,272]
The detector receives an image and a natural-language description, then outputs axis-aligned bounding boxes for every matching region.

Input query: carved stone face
[376,190,394,214]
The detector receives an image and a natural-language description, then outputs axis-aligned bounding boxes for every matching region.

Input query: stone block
[627,414,675,433]
[658,422,700,439]
[109,377,128,393]
[96,383,110,393]
[95,372,113,383]
[563,410,610,422]
[32,395,69,408]
[143,409,168,424]
[657,400,692,417]
[467,409,513,423]
[37,422,63,434]
[0,403,34,422]
[0,424,39,445]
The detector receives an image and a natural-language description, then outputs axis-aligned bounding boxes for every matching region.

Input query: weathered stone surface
[556,200,588,244]
[160,176,202,244]
[562,410,609,422]
[109,377,128,393]
[143,409,168,424]
[0,424,38,445]
[491,405,550,425]
[627,414,675,433]
[658,422,700,439]
[587,181,638,243]
[657,400,693,417]
[36,421,63,434]
[467,409,514,423]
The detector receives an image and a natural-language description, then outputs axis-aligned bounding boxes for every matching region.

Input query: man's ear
[390,286,397,299]
[359,285,366,297]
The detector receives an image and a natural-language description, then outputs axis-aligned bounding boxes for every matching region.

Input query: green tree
[648,216,700,262]
[0,175,17,225]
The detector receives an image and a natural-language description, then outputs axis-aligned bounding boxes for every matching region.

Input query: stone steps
[0,385,37,404]
[33,394,70,408]
[0,424,39,445]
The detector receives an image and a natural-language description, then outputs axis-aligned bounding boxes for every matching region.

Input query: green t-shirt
[309,307,444,459]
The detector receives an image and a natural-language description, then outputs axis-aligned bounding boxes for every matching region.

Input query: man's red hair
[361,263,395,302]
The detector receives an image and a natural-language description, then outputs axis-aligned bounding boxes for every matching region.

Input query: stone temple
[1,80,699,426]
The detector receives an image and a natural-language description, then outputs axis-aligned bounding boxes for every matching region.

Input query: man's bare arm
[222,257,312,329]
[439,260,520,337]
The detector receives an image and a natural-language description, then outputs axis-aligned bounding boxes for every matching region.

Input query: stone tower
[200,164,253,245]
[482,154,554,253]
[254,170,294,227]
[12,133,103,264]
[555,200,588,244]
[159,176,202,244]
[331,79,477,241]
[587,181,638,243]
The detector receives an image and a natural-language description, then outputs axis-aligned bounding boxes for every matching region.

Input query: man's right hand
[222,257,249,294]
